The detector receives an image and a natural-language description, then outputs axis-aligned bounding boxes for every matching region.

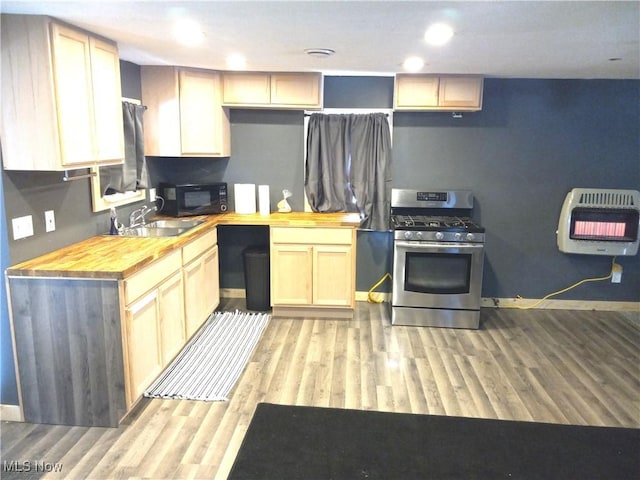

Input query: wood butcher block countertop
[6,212,361,279]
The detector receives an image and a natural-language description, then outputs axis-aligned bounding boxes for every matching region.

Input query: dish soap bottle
[109,207,120,235]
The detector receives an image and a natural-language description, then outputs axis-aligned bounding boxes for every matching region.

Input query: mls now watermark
[3,460,63,473]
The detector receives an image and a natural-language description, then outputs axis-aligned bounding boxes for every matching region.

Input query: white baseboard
[355,291,391,302]
[0,404,23,422]
[220,288,245,298]
[221,289,638,313]
[222,289,392,303]
[481,297,640,312]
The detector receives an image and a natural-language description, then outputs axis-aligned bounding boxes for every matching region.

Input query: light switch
[12,215,34,240]
[45,210,56,232]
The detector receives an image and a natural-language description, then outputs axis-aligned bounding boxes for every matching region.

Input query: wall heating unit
[557,188,640,256]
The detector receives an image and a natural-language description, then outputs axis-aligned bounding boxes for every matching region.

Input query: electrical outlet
[12,215,34,240]
[45,210,56,232]
[149,188,156,202]
[611,263,622,283]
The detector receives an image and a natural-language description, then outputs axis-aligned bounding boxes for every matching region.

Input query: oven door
[392,240,484,310]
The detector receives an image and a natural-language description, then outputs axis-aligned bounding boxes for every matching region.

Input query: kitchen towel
[234,184,257,214]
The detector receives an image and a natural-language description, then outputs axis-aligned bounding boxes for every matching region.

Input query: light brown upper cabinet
[222,72,323,109]
[141,66,230,157]
[394,74,484,111]
[1,15,124,171]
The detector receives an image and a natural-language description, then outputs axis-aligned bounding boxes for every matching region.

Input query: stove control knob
[404,231,413,240]
[466,233,475,241]
[416,232,423,240]
[435,232,444,240]
[454,232,463,241]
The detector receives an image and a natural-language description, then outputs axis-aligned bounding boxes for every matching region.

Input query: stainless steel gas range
[390,189,485,329]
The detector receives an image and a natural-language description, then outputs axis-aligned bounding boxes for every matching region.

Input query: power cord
[368,273,392,303]
[510,256,618,310]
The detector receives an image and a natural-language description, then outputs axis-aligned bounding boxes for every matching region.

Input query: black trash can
[243,246,271,311]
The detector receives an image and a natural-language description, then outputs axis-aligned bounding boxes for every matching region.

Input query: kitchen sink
[109,218,205,237]
[119,226,188,237]
[144,219,205,229]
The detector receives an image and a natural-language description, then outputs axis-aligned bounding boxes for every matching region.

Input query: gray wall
[150,76,640,301]
[2,68,639,406]
[6,72,637,296]
[392,79,640,301]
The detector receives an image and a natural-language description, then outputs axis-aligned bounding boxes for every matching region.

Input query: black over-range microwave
[158,182,228,217]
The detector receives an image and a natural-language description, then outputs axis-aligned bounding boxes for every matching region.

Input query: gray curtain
[101,102,148,194]
[305,114,351,212]
[305,112,392,230]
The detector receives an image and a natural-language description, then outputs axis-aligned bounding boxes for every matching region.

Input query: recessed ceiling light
[304,48,335,58]
[403,56,425,72]
[424,23,454,46]
[226,53,247,70]
[173,19,205,46]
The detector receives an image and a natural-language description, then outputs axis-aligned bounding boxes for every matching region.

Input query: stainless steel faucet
[129,205,156,227]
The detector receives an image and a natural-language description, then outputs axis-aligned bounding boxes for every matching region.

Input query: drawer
[271,227,354,245]
[182,228,218,265]
[124,249,182,304]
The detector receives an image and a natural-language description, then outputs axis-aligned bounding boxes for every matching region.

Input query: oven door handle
[395,240,484,250]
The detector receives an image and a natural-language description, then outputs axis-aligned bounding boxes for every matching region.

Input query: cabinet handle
[127,290,158,314]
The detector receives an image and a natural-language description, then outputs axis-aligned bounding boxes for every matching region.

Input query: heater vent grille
[577,190,637,207]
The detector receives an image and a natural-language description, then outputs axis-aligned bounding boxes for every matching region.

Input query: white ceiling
[2,1,639,79]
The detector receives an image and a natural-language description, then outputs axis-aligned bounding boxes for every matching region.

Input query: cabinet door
[270,73,322,108]
[179,69,230,156]
[313,245,354,307]
[89,36,124,164]
[183,257,206,338]
[125,291,162,407]
[270,244,313,305]
[50,23,95,166]
[394,75,439,109]
[202,245,220,316]
[222,72,271,104]
[141,66,181,156]
[158,271,185,366]
[439,76,483,109]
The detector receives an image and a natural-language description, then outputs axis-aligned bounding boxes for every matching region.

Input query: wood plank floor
[2,299,639,480]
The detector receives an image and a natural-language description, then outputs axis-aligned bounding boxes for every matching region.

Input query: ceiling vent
[304,48,335,58]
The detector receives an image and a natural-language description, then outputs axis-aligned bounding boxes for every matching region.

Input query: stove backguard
[557,188,640,256]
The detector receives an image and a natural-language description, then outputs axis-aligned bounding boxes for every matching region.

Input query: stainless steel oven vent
[557,188,640,256]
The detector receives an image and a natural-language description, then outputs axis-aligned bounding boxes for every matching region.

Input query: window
[303,108,393,213]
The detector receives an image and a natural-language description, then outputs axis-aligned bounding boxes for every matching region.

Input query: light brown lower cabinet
[124,289,163,407]
[158,271,186,366]
[123,229,220,410]
[121,249,183,407]
[123,268,187,407]
[270,227,356,316]
[183,246,219,337]
[270,244,314,304]
[5,226,221,427]
[183,229,220,337]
